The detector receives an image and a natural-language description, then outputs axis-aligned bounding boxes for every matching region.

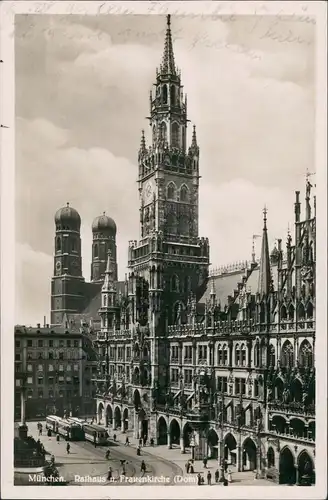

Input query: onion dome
[55,202,81,230]
[92,212,117,234]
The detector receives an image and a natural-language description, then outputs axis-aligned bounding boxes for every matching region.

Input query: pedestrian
[203,457,208,468]
[139,437,142,447]
[190,463,194,474]
[47,428,51,437]
[66,442,70,454]
[56,434,60,442]
[150,437,154,446]
[224,459,228,473]
[140,460,146,477]
[143,435,147,446]
[201,476,205,484]
[105,449,110,460]
[207,470,212,485]
[113,434,117,442]
[227,468,232,483]
[215,469,219,483]
[223,479,228,486]
[185,461,190,474]
[197,473,202,485]
[107,467,112,481]
[125,436,130,446]
[137,445,141,456]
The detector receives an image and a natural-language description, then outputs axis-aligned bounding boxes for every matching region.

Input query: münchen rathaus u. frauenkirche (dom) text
[20,16,315,486]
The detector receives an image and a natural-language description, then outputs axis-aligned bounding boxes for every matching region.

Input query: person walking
[215,469,219,483]
[125,436,130,446]
[66,442,70,454]
[203,457,208,468]
[143,435,147,446]
[107,467,112,481]
[227,468,232,483]
[137,445,141,456]
[185,461,190,474]
[140,460,146,477]
[105,449,110,460]
[197,473,202,485]
[207,470,212,485]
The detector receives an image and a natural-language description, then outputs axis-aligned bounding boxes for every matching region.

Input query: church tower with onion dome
[91,213,118,283]
[50,202,85,325]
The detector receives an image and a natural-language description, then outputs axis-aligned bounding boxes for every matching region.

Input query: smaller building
[14,324,98,420]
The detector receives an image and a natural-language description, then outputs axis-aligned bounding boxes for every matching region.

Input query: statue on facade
[282,387,290,404]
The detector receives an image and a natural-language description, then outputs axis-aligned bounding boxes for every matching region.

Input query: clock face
[56,261,61,276]
[144,182,153,202]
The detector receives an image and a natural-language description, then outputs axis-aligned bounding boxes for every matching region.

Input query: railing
[268,429,315,443]
[268,401,315,417]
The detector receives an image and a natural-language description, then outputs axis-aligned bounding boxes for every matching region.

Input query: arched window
[306,302,313,319]
[298,303,305,319]
[103,295,107,307]
[180,185,188,202]
[94,244,98,258]
[171,275,179,292]
[171,122,179,148]
[241,344,246,366]
[223,344,228,366]
[260,302,266,323]
[281,341,294,368]
[268,344,276,367]
[281,305,287,320]
[218,345,223,365]
[162,84,168,104]
[235,344,240,366]
[254,342,260,367]
[288,304,295,321]
[299,340,313,368]
[56,237,61,252]
[160,122,167,142]
[170,85,176,106]
[167,182,176,200]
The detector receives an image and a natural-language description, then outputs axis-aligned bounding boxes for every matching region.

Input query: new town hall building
[15,16,315,486]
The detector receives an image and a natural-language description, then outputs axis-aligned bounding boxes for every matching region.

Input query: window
[170,84,176,106]
[235,344,240,366]
[280,341,294,368]
[74,340,79,348]
[66,364,71,371]
[110,347,115,359]
[74,364,79,372]
[59,390,64,397]
[56,237,61,252]
[49,390,54,398]
[49,340,54,348]
[171,346,179,361]
[58,376,64,384]
[15,354,21,361]
[198,345,207,361]
[27,390,33,399]
[167,182,176,200]
[268,345,276,367]
[171,122,179,148]
[184,346,192,362]
[15,340,20,348]
[180,185,188,202]
[16,379,21,387]
[59,340,64,348]
[27,340,33,347]
[235,378,241,395]
[217,376,228,393]
[299,340,313,368]
[27,352,33,360]
[27,376,33,384]
[49,352,54,360]
[38,377,43,385]
[67,340,71,347]
[59,364,64,371]
[184,369,193,385]
[37,364,43,372]
[254,379,259,397]
[59,352,64,360]
[126,347,131,360]
[27,364,33,372]
[241,344,246,366]
[38,352,43,359]
[241,379,246,395]
[48,377,54,385]
[66,376,72,383]
[162,85,168,105]
[38,340,43,348]
[48,364,54,372]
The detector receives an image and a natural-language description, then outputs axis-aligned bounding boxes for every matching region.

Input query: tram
[45,415,84,441]
[82,423,109,446]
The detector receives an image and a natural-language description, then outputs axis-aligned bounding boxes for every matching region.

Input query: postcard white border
[1,1,327,499]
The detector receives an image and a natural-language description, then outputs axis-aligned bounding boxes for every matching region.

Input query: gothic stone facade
[94,16,315,486]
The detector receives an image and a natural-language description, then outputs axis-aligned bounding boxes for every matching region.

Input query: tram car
[45,415,84,441]
[82,423,109,446]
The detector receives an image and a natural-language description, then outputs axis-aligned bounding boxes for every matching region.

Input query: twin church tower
[51,15,209,327]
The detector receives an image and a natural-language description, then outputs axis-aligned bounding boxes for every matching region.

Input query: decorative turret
[100,251,118,331]
[258,206,272,298]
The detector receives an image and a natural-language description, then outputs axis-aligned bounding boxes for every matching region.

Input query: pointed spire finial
[258,207,271,297]
[67,202,70,207]
[103,211,106,216]
[192,124,197,146]
[161,14,176,75]
[140,129,146,151]
[263,205,267,228]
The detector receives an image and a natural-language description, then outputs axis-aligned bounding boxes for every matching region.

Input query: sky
[15,12,315,325]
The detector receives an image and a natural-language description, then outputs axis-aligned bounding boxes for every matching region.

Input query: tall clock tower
[50,203,85,325]
[128,15,210,386]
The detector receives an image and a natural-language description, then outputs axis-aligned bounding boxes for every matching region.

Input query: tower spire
[258,206,272,297]
[140,129,146,152]
[191,125,197,147]
[161,14,176,75]
[103,250,115,292]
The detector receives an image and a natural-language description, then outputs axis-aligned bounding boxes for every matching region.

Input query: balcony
[268,401,315,418]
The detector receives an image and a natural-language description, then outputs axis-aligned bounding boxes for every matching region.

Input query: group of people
[194,457,232,486]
